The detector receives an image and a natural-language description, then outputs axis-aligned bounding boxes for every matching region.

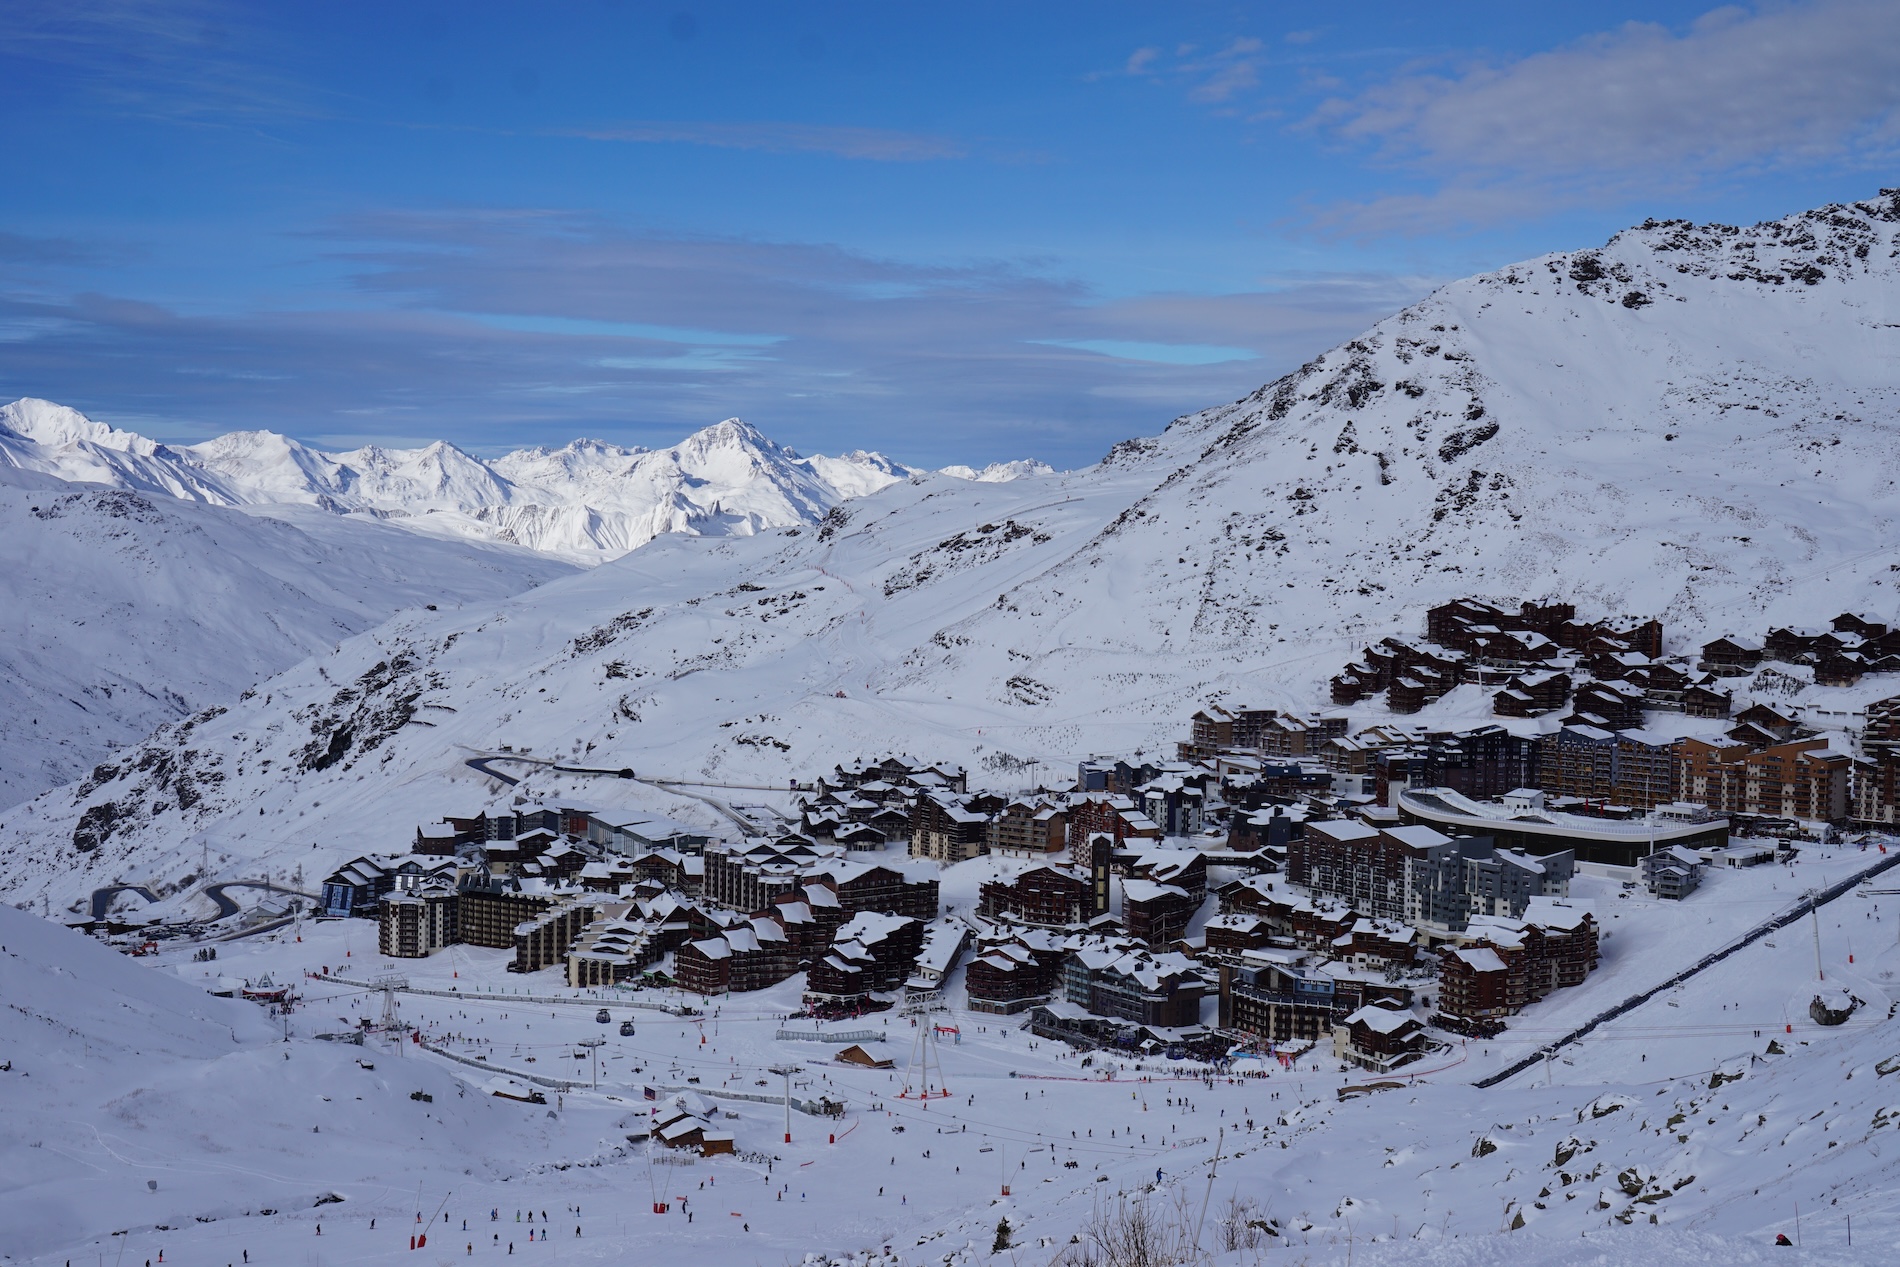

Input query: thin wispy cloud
[0,214,1424,466]
[0,0,317,125]
[1308,0,1900,232]
[0,231,108,266]
[1183,38,1268,105]
[1104,32,1319,114]
[1124,47,1161,75]
[560,120,967,162]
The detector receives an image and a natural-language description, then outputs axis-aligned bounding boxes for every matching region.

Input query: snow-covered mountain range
[0,403,1042,803]
[0,399,1050,563]
[5,188,1897,908]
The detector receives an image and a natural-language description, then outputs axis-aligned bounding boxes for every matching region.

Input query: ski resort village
[236,592,1900,1061]
[25,577,1900,1267]
[7,115,1900,1265]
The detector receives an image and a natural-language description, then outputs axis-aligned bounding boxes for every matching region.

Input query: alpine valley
[4,191,1900,1267]
[0,401,1045,804]
[10,191,1898,901]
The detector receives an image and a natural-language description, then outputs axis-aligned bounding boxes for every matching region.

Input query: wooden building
[1121,879,1198,947]
[1697,635,1764,676]
[965,934,1066,1014]
[990,798,1068,857]
[978,864,1094,929]
[1492,671,1571,718]
[1566,680,1646,731]
[1437,901,1598,1020]
[1533,725,1675,809]
[1336,1004,1426,1072]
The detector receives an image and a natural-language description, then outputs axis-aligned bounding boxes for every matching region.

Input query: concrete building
[378,883,458,958]
[511,897,600,973]
[1401,831,1573,937]
[1396,786,1728,866]
[1640,845,1705,899]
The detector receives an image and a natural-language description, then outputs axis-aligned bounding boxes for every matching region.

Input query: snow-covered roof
[1345,1005,1419,1035]
[1307,819,1381,843]
[688,937,732,960]
[1121,878,1189,904]
[1381,824,1450,848]
[1522,896,1593,930]
[1401,787,1725,844]
[1454,947,1507,973]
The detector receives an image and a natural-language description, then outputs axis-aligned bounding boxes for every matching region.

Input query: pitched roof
[1344,1005,1420,1035]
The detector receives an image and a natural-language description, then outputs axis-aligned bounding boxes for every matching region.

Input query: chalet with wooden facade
[1436,899,1599,1021]
[964,930,1067,1014]
[1059,939,1205,1028]
[978,864,1098,929]
[1534,725,1676,809]
[1217,949,1415,1045]
[1334,1004,1426,1072]
[804,911,926,1002]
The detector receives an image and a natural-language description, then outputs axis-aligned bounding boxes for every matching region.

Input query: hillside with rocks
[0,464,572,807]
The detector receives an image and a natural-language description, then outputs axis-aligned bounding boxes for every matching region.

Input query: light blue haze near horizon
[1,0,1896,468]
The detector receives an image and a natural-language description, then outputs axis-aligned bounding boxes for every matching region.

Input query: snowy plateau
[4,191,1900,1267]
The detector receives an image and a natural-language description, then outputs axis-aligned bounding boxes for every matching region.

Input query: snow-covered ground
[0,464,572,808]
[8,191,1900,1265]
[1462,841,1898,1082]
[9,848,1900,1267]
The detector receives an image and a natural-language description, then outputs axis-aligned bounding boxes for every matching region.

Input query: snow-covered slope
[0,464,571,808]
[3,875,1898,1267]
[0,902,609,1260]
[2,401,1041,564]
[5,190,1900,906]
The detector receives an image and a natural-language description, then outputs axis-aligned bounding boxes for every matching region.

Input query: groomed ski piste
[7,828,1900,1267]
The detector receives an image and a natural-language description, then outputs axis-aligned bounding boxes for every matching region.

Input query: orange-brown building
[1674,737,1851,823]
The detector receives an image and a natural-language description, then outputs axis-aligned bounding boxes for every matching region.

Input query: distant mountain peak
[940,459,1056,483]
[0,399,1044,564]
[2,397,159,455]
[672,416,788,461]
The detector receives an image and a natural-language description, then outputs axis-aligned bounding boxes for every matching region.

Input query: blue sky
[2,1,1896,468]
